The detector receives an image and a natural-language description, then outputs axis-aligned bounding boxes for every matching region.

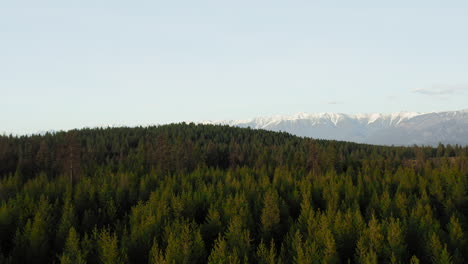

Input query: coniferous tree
[256,239,277,264]
[261,189,281,242]
[0,124,466,263]
[59,227,85,264]
[97,228,125,264]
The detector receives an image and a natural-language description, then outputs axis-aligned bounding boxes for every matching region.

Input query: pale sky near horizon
[1,0,468,134]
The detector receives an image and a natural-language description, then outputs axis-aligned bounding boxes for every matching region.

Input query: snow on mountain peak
[352,112,422,125]
[202,109,468,146]
[231,111,425,127]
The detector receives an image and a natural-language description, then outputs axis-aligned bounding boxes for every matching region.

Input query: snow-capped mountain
[208,109,468,146]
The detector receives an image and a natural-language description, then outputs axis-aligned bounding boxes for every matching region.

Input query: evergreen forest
[0,123,467,264]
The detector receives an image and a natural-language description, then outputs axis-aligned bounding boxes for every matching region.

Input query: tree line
[0,123,467,263]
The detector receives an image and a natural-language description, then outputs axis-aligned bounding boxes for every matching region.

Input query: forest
[0,123,467,264]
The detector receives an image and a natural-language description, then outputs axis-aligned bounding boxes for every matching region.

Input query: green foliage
[447,215,465,264]
[261,189,281,241]
[256,240,277,264]
[148,239,166,264]
[291,230,320,264]
[163,221,205,264]
[0,124,467,263]
[96,228,125,264]
[60,227,85,264]
[208,235,241,264]
[385,217,406,263]
[56,197,77,251]
[410,255,421,264]
[20,197,52,263]
[429,232,454,264]
[355,215,384,263]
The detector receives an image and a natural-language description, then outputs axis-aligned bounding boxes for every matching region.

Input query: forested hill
[1,124,468,264]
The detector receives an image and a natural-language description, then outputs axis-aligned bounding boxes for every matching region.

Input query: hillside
[0,124,468,264]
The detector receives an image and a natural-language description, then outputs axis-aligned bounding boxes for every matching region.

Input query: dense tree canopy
[0,123,467,263]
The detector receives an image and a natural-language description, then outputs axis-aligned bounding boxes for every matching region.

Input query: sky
[1,0,468,134]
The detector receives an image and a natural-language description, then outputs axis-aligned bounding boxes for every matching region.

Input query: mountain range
[208,109,468,146]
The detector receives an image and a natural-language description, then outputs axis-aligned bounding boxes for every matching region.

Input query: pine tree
[261,189,281,242]
[97,228,124,264]
[148,239,166,264]
[385,218,406,263]
[256,239,277,264]
[202,207,223,249]
[447,215,465,264]
[56,198,77,251]
[163,221,205,264]
[59,227,85,264]
[429,233,453,264]
[355,215,383,264]
[24,197,52,263]
[225,216,251,261]
[290,230,320,264]
[208,235,240,264]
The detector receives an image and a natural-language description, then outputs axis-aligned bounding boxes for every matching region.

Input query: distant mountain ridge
[207,109,468,146]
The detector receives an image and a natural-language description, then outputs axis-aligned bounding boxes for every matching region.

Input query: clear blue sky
[1,0,468,134]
